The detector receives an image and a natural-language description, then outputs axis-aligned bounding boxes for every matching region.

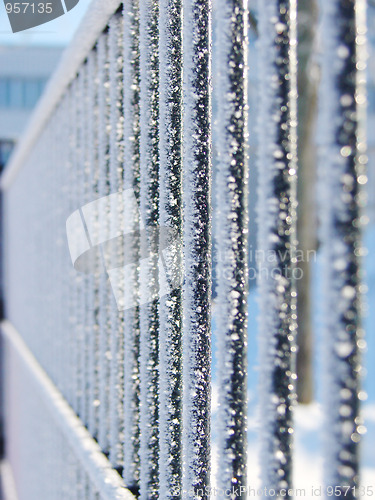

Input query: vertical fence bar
[182,0,212,497]
[215,0,249,495]
[60,92,71,402]
[318,0,367,496]
[108,13,125,470]
[63,88,72,405]
[82,54,95,432]
[158,0,183,497]
[75,68,86,421]
[123,0,141,491]
[139,0,160,498]
[79,62,89,426]
[49,104,57,387]
[67,83,77,408]
[54,100,64,393]
[257,0,298,495]
[87,48,100,440]
[54,100,61,393]
[97,32,111,454]
[72,76,83,416]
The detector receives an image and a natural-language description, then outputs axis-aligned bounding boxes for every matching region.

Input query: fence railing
[0,0,368,499]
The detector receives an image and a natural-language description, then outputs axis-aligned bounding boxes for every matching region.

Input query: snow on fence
[0,0,367,499]
[256,0,298,494]
[318,0,367,495]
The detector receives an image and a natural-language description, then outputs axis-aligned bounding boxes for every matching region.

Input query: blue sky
[0,0,91,47]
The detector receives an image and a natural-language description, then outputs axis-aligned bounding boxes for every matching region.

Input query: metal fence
[0,0,368,499]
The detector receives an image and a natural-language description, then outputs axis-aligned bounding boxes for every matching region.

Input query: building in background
[0,45,63,170]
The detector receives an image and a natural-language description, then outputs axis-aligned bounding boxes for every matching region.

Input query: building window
[9,79,23,108]
[24,80,43,108]
[0,140,15,171]
[0,80,9,108]
[0,78,46,109]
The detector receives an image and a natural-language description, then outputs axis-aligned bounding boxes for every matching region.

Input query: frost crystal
[122,0,141,490]
[317,0,367,493]
[182,0,212,498]
[158,0,183,498]
[256,0,298,494]
[139,0,160,498]
[214,0,249,495]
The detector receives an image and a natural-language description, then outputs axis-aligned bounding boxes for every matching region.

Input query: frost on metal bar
[48,104,57,387]
[318,0,367,495]
[256,0,298,495]
[56,92,71,400]
[81,51,98,433]
[72,75,84,416]
[108,13,125,470]
[214,0,249,494]
[2,321,136,500]
[67,82,78,409]
[138,0,160,498]
[97,32,111,454]
[158,0,183,497]
[62,87,73,409]
[78,61,89,425]
[53,103,61,391]
[182,0,212,497]
[86,48,100,440]
[122,0,141,490]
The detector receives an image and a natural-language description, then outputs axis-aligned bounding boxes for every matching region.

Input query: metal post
[182,0,212,497]
[257,0,298,495]
[158,0,183,497]
[214,0,249,495]
[139,0,160,497]
[318,0,367,496]
[123,0,141,492]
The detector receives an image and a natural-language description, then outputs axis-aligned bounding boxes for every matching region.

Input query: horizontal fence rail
[1,321,134,500]
[0,0,368,499]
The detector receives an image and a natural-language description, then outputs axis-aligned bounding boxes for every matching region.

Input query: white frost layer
[1,321,135,500]
[317,0,367,489]
[1,0,122,191]
[214,0,249,491]
[256,0,298,492]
